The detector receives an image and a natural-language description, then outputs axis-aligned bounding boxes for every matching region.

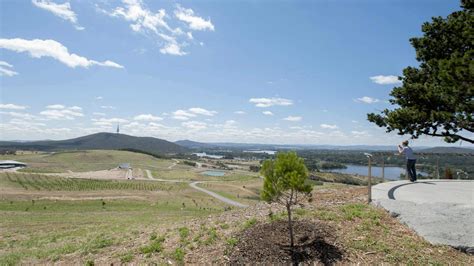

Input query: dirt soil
[229,220,343,265]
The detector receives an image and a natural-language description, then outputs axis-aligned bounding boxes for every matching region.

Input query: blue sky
[0,0,467,146]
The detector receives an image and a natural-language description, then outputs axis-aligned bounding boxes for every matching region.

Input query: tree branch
[426,132,474,144]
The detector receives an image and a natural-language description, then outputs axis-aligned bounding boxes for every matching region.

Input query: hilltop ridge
[0,132,188,154]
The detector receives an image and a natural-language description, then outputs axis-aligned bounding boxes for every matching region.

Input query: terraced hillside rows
[1,173,186,191]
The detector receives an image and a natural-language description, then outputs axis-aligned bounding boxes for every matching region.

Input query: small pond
[201,170,226,176]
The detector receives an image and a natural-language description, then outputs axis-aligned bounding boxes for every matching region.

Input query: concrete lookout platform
[372,179,474,253]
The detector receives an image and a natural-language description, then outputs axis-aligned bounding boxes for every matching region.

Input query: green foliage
[119,252,134,263]
[178,227,190,239]
[140,236,165,254]
[242,218,257,230]
[1,172,184,191]
[260,151,313,247]
[219,223,230,229]
[249,165,261,172]
[203,227,218,245]
[368,2,473,144]
[260,151,312,203]
[172,248,185,263]
[182,160,197,167]
[340,203,382,222]
[226,237,238,248]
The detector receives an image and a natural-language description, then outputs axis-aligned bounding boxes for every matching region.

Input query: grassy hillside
[0,150,171,173]
[0,132,188,155]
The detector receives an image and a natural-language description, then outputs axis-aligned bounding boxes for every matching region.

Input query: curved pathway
[146,169,248,208]
[190,182,248,208]
[167,159,180,169]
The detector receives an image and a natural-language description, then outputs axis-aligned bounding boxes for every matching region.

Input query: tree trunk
[287,204,294,248]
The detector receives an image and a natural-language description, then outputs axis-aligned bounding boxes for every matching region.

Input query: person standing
[398,140,417,182]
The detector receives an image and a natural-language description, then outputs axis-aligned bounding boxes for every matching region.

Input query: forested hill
[418,147,474,154]
[0,132,188,154]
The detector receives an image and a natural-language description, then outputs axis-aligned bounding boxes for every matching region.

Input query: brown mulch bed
[229,220,344,265]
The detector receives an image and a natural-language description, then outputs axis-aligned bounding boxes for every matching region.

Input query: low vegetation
[1,172,186,191]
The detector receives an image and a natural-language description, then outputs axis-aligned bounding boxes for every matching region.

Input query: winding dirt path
[167,159,180,169]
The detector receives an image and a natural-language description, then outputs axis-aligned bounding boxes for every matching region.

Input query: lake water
[327,164,428,180]
[192,152,224,159]
[243,150,277,155]
[201,170,226,176]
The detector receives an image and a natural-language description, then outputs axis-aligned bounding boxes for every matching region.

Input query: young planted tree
[260,152,312,248]
[367,0,473,144]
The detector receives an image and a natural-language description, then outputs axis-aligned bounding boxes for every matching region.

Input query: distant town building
[118,163,131,169]
[0,160,27,169]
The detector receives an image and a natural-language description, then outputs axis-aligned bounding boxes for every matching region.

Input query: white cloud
[249,97,293,108]
[0,61,19,77]
[100,105,116,109]
[158,33,187,56]
[174,4,214,31]
[32,0,84,30]
[172,108,216,120]
[188,107,217,116]
[0,111,36,120]
[46,104,65,109]
[69,106,82,111]
[102,0,190,56]
[0,103,28,110]
[92,112,106,116]
[109,0,171,34]
[133,114,163,121]
[370,75,401,85]
[234,111,246,115]
[320,124,338,129]
[0,38,123,69]
[95,96,103,100]
[283,116,302,122]
[355,96,380,104]
[39,105,84,120]
[40,109,83,120]
[351,130,371,137]
[181,121,207,130]
[172,109,196,120]
[92,117,129,125]
[262,111,273,116]
[99,1,214,56]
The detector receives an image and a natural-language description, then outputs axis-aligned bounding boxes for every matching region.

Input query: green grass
[178,227,190,239]
[340,203,381,221]
[0,195,223,264]
[119,251,134,263]
[0,172,187,191]
[242,217,257,229]
[172,248,185,263]
[0,150,171,173]
[140,236,166,254]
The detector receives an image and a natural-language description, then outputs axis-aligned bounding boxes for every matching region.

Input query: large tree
[260,152,312,248]
[368,0,473,144]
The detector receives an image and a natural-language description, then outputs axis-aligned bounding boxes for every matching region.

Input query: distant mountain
[174,140,409,151]
[0,132,188,154]
[174,140,217,149]
[418,146,474,154]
